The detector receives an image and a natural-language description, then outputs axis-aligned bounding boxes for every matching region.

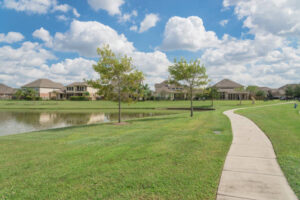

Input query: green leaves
[15,88,38,100]
[88,45,145,103]
[168,57,208,117]
[168,58,208,88]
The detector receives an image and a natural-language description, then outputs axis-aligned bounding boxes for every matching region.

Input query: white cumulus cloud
[220,19,229,26]
[2,0,80,17]
[33,20,172,88]
[0,32,24,43]
[0,41,56,86]
[87,0,124,15]
[32,27,52,46]
[223,0,300,37]
[47,20,135,57]
[161,16,220,51]
[139,13,160,33]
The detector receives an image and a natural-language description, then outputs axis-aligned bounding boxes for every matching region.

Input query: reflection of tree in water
[10,112,104,128]
[1,111,167,130]
[0,112,14,123]
[105,112,156,121]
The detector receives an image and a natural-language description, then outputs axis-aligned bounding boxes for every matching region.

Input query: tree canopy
[88,45,144,123]
[168,58,208,117]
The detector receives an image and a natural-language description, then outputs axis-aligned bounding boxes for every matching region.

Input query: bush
[70,96,89,101]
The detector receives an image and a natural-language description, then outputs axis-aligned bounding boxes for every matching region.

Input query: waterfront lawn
[237,103,300,198]
[0,99,278,110]
[0,100,280,199]
[0,108,232,200]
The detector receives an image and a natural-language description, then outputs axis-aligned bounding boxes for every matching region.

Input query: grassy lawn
[0,100,280,199]
[0,99,277,110]
[237,103,300,198]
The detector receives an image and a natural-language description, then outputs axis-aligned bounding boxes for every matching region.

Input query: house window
[67,87,73,91]
[76,86,86,91]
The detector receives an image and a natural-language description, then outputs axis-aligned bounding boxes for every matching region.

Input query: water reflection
[0,111,164,136]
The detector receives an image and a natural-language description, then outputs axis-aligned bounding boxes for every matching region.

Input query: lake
[0,110,168,136]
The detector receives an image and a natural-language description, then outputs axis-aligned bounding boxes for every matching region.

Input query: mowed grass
[0,100,280,199]
[0,99,278,110]
[237,103,300,198]
[0,110,232,199]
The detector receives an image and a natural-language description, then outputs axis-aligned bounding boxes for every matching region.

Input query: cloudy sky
[1,0,300,89]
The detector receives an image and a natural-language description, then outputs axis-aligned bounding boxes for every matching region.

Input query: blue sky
[1,0,300,89]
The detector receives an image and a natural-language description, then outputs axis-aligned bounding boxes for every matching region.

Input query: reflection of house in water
[39,113,58,125]
[87,114,106,124]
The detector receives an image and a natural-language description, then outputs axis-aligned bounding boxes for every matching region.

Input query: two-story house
[154,80,188,100]
[65,82,99,100]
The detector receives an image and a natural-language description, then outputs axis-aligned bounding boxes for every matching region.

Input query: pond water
[0,110,167,136]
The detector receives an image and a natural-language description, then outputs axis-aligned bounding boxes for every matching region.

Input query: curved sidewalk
[217,109,298,200]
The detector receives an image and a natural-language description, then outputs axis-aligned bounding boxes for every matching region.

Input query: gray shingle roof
[22,79,64,89]
[0,83,15,94]
[278,84,299,90]
[66,82,88,87]
[213,79,244,89]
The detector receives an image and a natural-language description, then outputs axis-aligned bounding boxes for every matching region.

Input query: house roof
[22,79,64,89]
[278,84,299,90]
[0,83,15,94]
[213,79,244,89]
[66,82,89,87]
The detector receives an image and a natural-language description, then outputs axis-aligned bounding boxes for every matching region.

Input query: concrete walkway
[217,109,298,200]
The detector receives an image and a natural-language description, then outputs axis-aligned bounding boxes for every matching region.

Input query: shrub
[70,96,89,101]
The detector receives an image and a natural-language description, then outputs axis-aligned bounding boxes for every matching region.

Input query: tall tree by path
[88,45,144,123]
[168,58,208,117]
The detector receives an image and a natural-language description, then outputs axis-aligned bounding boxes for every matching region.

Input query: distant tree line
[285,85,300,99]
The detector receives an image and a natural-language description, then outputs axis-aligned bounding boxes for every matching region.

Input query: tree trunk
[190,87,193,117]
[118,86,121,123]
[239,94,242,105]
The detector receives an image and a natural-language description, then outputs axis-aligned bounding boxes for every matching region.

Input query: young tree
[168,58,208,117]
[285,86,294,99]
[139,84,152,101]
[294,85,300,98]
[15,88,37,100]
[88,45,144,123]
[235,86,246,105]
[207,86,219,107]
[246,86,258,104]
[256,90,266,100]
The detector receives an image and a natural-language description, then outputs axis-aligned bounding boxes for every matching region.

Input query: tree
[168,58,208,117]
[140,84,152,101]
[246,86,258,104]
[256,90,266,100]
[294,85,300,98]
[235,86,246,105]
[285,86,294,99]
[15,88,38,100]
[207,86,219,107]
[88,45,144,123]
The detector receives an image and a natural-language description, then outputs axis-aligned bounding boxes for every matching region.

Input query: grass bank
[237,103,300,198]
[0,100,280,199]
[0,99,278,110]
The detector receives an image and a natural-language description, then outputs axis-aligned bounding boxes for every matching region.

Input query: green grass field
[237,103,300,198]
[0,100,287,199]
[0,99,278,110]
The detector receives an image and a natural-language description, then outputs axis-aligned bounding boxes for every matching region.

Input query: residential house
[154,80,188,100]
[271,84,300,99]
[0,83,16,99]
[213,79,249,100]
[65,82,99,100]
[22,79,64,100]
